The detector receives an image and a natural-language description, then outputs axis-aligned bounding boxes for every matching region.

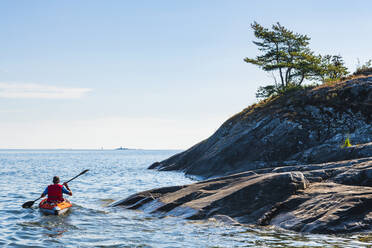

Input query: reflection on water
[19,211,75,239]
[0,149,371,247]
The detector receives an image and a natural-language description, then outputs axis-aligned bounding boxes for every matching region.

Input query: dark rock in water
[112,157,372,234]
[110,170,308,222]
[149,77,372,178]
[114,77,372,234]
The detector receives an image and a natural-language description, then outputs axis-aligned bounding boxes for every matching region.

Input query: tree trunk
[298,73,305,85]
[279,68,285,87]
[275,43,285,87]
[285,68,292,86]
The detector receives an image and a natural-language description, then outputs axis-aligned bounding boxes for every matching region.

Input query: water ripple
[0,149,370,247]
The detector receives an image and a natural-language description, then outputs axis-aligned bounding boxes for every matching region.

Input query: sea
[0,149,371,247]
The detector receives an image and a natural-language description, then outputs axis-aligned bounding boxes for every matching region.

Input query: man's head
[53,176,60,184]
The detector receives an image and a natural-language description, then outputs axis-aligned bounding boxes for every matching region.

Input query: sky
[1,0,371,149]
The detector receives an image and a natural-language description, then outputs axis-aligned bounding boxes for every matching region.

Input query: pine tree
[245,22,349,98]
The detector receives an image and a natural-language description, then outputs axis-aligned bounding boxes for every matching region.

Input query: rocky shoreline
[112,77,372,234]
[112,157,372,234]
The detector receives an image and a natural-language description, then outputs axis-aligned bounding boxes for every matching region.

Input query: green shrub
[353,59,372,76]
[255,83,308,99]
[255,85,277,98]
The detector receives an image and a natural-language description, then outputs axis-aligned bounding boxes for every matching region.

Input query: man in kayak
[41,176,72,202]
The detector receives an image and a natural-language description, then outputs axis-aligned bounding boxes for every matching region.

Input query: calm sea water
[0,149,371,248]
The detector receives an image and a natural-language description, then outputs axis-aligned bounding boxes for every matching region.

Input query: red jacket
[47,184,64,202]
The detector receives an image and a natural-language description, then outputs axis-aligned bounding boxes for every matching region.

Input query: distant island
[115,147,129,150]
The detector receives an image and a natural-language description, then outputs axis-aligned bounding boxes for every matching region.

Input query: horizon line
[0,147,183,151]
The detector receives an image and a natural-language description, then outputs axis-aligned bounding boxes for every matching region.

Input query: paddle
[63,169,89,184]
[22,196,43,209]
[22,169,89,209]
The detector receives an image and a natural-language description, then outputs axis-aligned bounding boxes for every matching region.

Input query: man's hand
[63,182,72,196]
[63,182,70,189]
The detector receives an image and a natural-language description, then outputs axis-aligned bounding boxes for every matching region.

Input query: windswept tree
[245,22,348,98]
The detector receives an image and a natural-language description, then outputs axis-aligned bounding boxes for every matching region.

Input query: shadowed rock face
[149,78,372,178]
[113,78,372,234]
[112,158,372,234]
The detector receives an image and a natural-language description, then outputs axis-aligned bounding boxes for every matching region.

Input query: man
[41,176,72,202]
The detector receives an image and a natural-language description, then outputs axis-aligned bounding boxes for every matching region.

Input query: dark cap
[53,176,60,183]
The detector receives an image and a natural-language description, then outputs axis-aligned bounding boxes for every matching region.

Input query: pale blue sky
[1,1,371,149]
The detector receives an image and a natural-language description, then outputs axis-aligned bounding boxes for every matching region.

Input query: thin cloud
[0,82,92,99]
[0,109,23,113]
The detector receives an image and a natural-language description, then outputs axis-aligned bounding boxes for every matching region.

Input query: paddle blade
[22,200,35,208]
[81,169,89,175]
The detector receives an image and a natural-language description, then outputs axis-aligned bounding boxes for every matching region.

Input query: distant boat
[115,147,128,150]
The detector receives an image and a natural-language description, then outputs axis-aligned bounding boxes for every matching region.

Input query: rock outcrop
[149,77,372,178]
[113,77,372,234]
[112,157,372,234]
